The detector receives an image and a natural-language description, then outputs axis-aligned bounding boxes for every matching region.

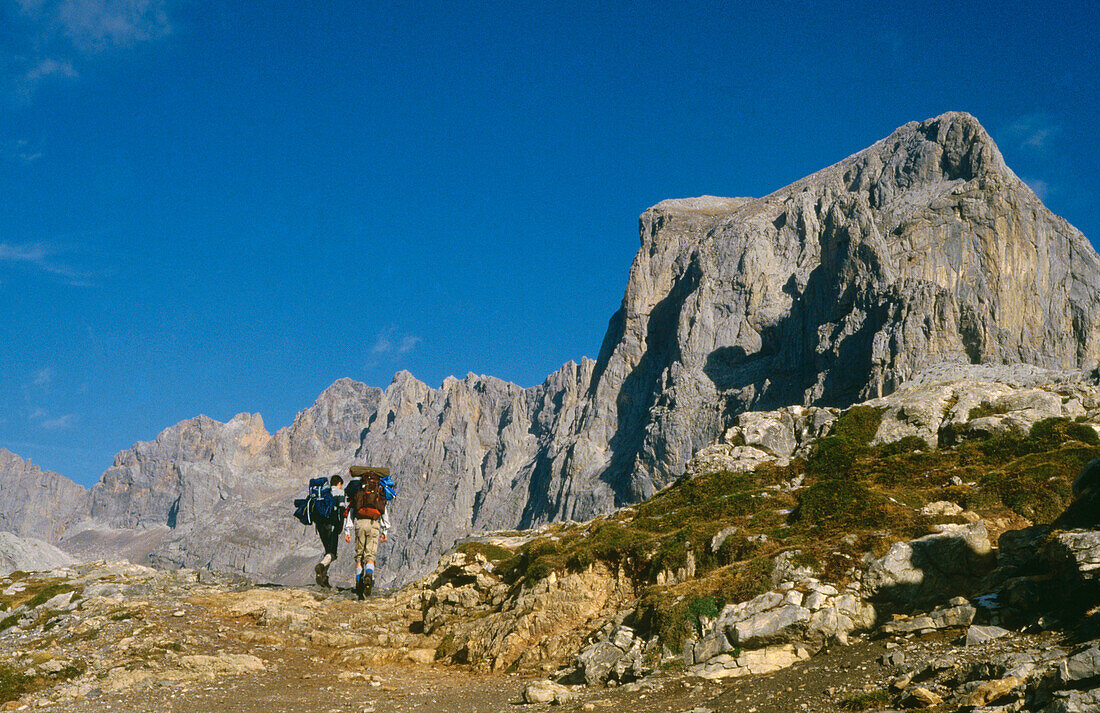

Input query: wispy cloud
[40,413,77,430]
[32,367,53,387]
[370,328,421,358]
[0,241,97,285]
[1023,177,1051,202]
[7,0,175,100]
[23,57,78,83]
[53,0,172,52]
[1002,114,1061,152]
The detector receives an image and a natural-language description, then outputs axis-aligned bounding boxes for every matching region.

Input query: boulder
[523,681,573,704]
[920,501,963,517]
[962,677,1022,708]
[1058,643,1100,686]
[1042,689,1100,713]
[685,445,776,477]
[900,687,943,708]
[966,625,1011,646]
[1046,531,1100,583]
[178,654,266,678]
[729,604,812,647]
[576,641,625,686]
[879,600,975,636]
[735,411,799,457]
[862,522,994,607]
[690,644,811,680]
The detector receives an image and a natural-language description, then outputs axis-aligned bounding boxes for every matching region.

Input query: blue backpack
[293,477,337,525]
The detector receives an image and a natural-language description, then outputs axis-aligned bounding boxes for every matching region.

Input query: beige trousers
[354,517,381,565]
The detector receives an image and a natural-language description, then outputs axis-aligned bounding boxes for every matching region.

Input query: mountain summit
[4,112,1099,586]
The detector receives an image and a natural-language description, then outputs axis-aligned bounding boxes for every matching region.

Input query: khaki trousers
[354,517,381,564]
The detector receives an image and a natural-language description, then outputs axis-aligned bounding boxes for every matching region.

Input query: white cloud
[1002,114,1061,153]
[23,57,78,83]
[370,332,393,355]
[370,328,421,358]
[0,241,96,285]
[1023,177,1051,202]
[53,0,172,53]
[7,0,174,100]
[40,413,77,430]
[32,367,53,387]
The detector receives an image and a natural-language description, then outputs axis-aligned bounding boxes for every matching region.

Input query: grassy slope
[460,409,1100,648]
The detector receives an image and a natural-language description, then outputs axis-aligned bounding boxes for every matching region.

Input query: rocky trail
[2,548,1098,713]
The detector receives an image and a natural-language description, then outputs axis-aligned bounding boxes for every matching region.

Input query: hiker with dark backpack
[313,474,346,587]
[342,466,393,599]
[292,474,348,588]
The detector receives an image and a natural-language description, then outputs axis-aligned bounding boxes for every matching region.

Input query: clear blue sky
[1,0,1097,487]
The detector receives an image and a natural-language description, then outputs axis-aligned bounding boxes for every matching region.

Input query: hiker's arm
[342,512,352,542]
[379,510,391,542]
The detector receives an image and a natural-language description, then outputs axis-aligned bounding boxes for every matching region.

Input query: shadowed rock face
[3,112,1099,587]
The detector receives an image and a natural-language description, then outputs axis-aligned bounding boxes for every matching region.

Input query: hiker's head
[330,475,344,490]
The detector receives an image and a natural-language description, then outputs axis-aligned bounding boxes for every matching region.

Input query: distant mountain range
[3,112,1099,587]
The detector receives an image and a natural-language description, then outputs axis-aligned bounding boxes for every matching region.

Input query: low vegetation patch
[455,542,515,563]
[968,401,1010,420]
[488,410,1098,649]
[0,580,77,613]
[840,689,890,711]
[0,658,85,705]
[0,664,32,704]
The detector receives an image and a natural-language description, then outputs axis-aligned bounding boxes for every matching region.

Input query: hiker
[313,474,346,587]
[343,466,392,599]
[293,474,346,588]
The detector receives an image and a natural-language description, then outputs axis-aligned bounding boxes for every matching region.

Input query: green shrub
[435,632,456,660]
[839,690,889,711]
[832,406,884,445]
[455,541,514,562]
[0,664,31,704]
[795,479,886,531]
[807,436,863,478]
[24,583,74,610]
[876,435,928,457]
[1029,417,1100,449]
[495,538,563,584]
[969,401,1009,420]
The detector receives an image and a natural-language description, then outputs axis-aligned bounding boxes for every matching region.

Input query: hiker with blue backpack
[342,466,395,599]
[292,474,348,588]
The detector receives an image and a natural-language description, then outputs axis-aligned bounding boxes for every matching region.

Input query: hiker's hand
[344,533,351,543]
[380,533,387,543]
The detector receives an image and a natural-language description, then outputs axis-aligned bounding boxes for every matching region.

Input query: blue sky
[1,0,1097,487]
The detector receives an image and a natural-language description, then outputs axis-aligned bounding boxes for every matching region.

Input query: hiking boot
[314,562,326,587]
[362,571,373,597]
[355,573,365,600]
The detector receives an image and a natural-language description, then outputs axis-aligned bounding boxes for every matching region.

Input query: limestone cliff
[3,112,1099,587]
[0,449,87,542]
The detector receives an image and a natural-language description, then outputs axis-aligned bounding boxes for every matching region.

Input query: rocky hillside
[1,375,1098,713]
[3,112,1099,590]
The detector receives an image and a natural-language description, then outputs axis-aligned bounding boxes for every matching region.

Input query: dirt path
[71,660,533,713]
[3,566,1067,713]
